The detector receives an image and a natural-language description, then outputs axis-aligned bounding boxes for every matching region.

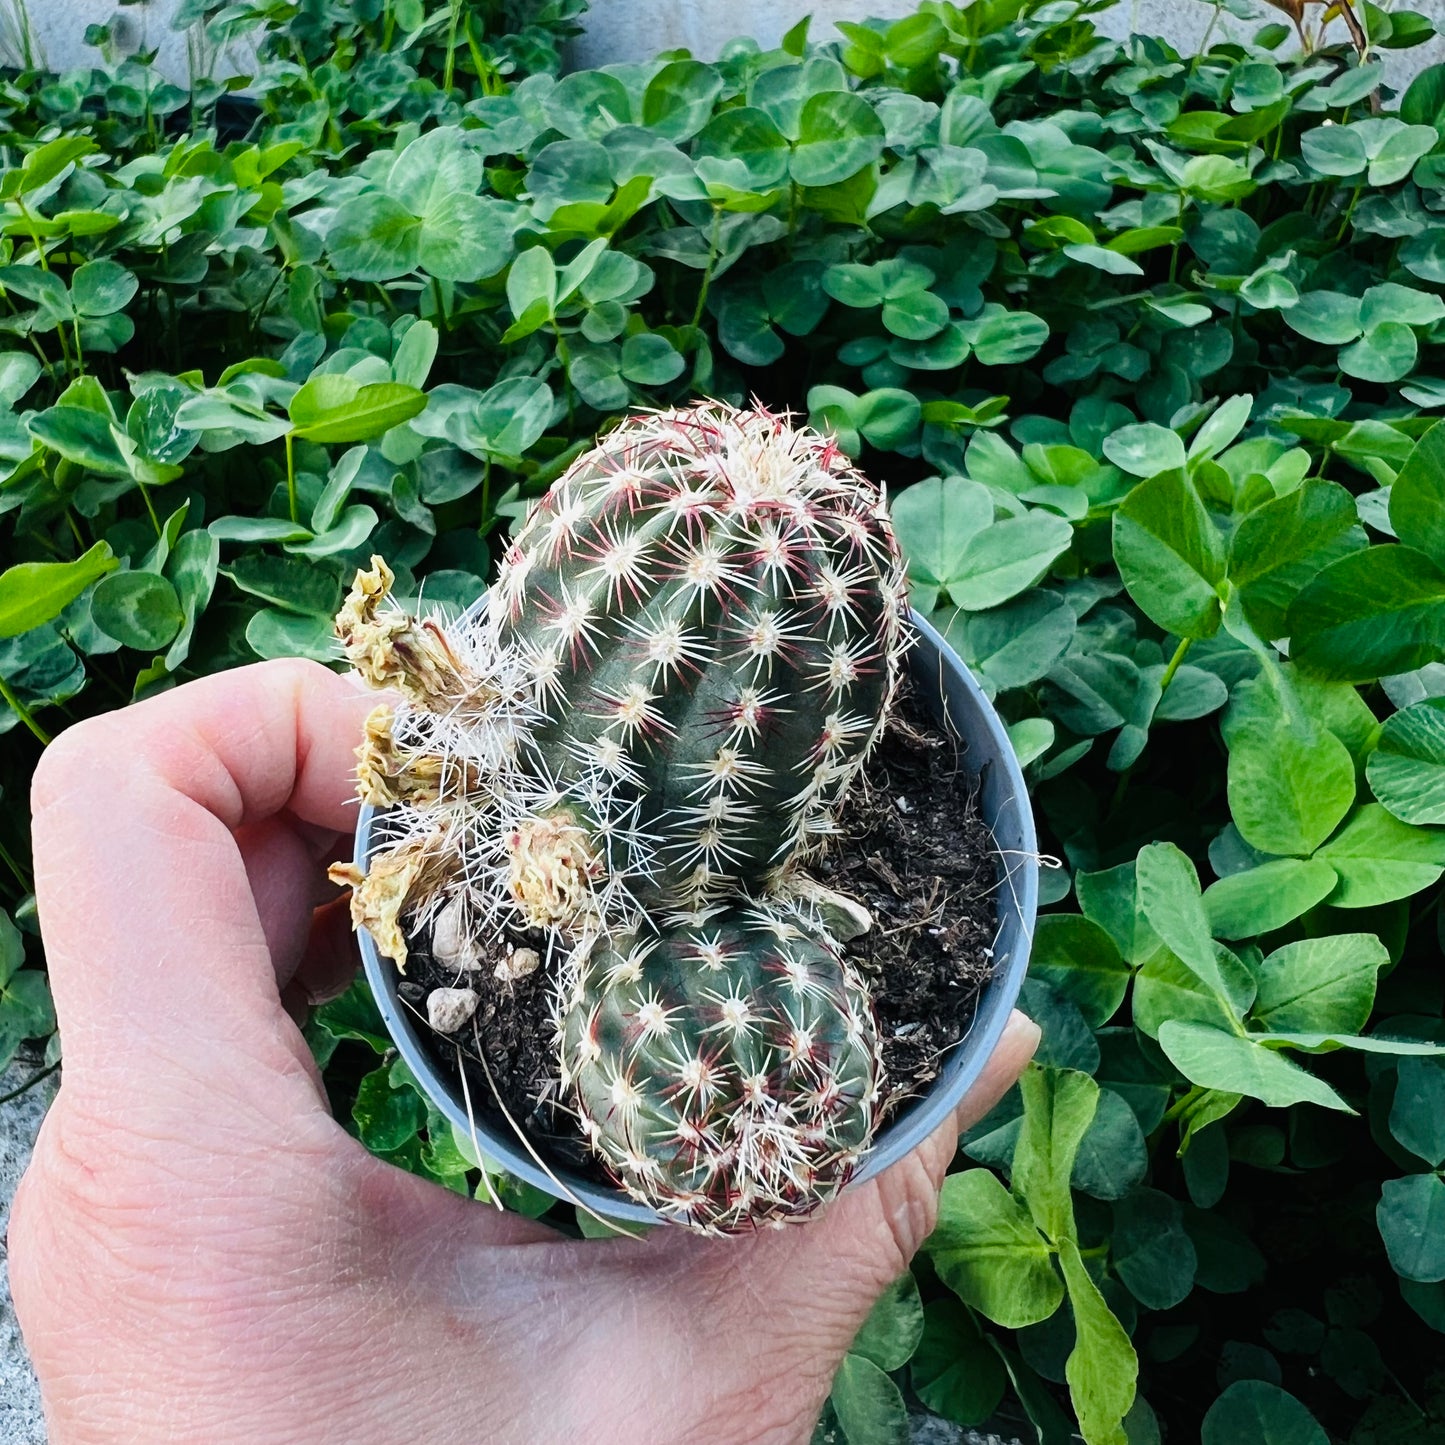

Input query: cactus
[332,401,909,1230]
[558,904,880,1231]
[495,399,909,922]
[337,400,910,948]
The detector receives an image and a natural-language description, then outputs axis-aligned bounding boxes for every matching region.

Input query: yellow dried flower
[355,704,446,807]
[335,556,476,712]
[329,839,431,970]
[504,811,602,929]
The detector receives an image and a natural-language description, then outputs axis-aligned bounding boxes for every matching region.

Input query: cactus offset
[495,400,909,919]
[559,904,880,1232]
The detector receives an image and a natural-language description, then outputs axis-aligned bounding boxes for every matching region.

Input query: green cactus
[333,401,905,1231]
[494,399,909,923]
[337,400,909,944]
[559,904,880,1231]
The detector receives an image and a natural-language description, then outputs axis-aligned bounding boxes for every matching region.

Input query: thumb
[614,1010,1039,1442]
[564,1012,1039,1445]
[825,1008,1042,1273]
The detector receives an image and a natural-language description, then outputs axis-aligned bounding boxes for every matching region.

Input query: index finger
[32,659,374,1098]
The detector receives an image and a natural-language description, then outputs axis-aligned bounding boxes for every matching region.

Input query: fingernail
[1008,1009,1042,1051]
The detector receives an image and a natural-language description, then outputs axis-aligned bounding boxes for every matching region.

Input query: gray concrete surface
[571,0,1443,81]
[2,0,252,79]
[21,0,1445,84]
[0,1055,55,1445]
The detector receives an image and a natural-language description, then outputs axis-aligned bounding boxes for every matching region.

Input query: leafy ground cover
[5,0,1445,1439]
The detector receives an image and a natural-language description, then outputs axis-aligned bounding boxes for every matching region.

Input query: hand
[9,659,1037,1445]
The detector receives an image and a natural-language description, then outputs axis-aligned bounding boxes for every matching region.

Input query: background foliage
[5,0,1445,1439]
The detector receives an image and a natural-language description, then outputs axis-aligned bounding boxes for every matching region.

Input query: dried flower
[335,556,481,712]
[504,812,602,929]
[356,705,447,807]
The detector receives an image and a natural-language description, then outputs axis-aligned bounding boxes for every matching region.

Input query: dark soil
[815,685,999,1117]
[399,679,999,1181]
[397,922,589,1164]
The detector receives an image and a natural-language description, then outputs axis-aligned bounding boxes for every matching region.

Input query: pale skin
[8,659,1038,1445]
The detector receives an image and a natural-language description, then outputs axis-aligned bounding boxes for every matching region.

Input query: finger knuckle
[31,714,118,815]
[256,655,336,694]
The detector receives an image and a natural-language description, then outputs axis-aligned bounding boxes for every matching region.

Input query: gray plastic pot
[353,607,1038,1226]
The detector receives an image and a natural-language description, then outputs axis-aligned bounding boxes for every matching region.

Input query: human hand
[9,660,1037,1445]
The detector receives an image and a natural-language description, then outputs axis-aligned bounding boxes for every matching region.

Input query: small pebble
[432,896,483,972]
[427,986,480,1034]
[895,796,913,814]
[495,946,541,982]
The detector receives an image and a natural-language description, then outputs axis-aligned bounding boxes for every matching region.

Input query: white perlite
[496,946,541,983]
[432,895,485,973]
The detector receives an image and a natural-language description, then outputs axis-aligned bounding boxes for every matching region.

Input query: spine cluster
[334,400,911,1231]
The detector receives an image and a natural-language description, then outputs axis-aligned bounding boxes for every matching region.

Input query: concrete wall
[23,0,1445,84]
[4,0,242,80]
[568,0,1444,80]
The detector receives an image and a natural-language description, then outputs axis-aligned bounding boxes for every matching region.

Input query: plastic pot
[353,607,1038,1226]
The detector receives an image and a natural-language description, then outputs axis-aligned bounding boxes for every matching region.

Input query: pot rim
[354,607,1038,1228]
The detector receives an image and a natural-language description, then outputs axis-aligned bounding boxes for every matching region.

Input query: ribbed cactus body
[496,402,907,916]
[334,401,909,1231]
[559,905,879,1231]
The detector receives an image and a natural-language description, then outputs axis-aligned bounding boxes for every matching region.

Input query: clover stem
[443,0,462,93]
[1086,290,1162,311]
[465,12,490,90]
[1160,1084,1207,1127]
[0,1060,59,1109]
[1186,0,1222,84]
[1335,184,1363,244]
[136,477,163,538]
[0,671,51,746]
[552,323,575,428]
[15,198,49,272]
[1159,635,1193,696]
[285,430,299,523]
[691,206,724,330]
[1198,1,1222,60]
[251,266,287,348]
[0,830,31,894]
